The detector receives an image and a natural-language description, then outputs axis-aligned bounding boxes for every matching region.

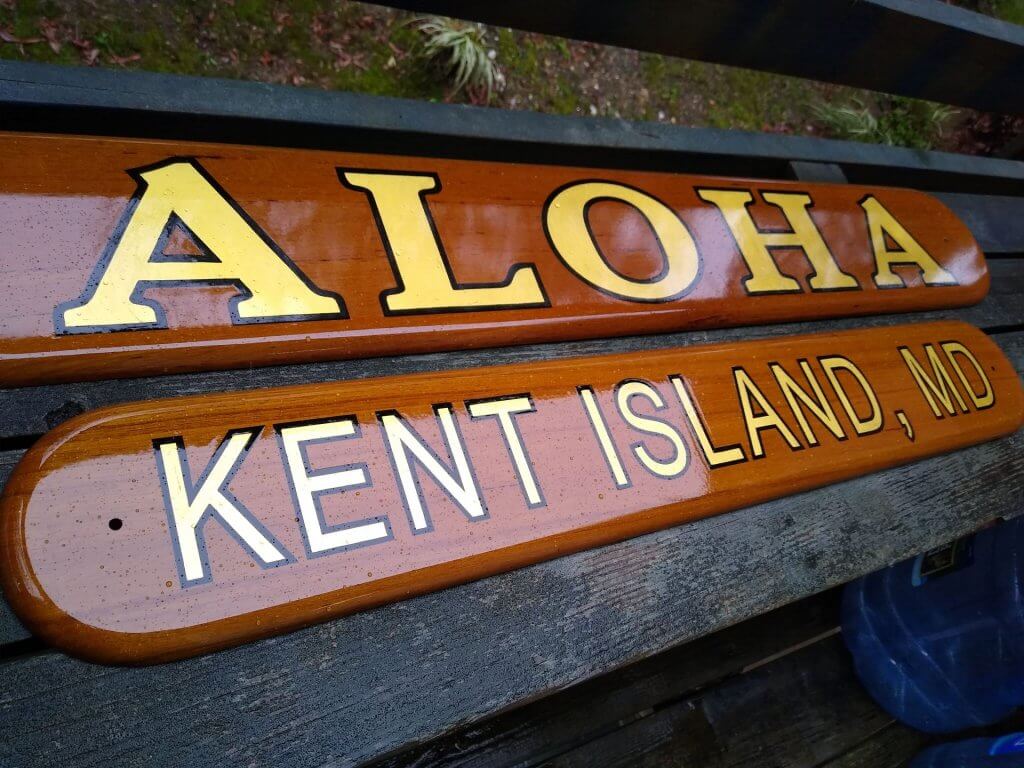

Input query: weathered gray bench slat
[3,60,1024,198]
[373,590,840,766]
[820,723,930,768]
[936,195,1024,255]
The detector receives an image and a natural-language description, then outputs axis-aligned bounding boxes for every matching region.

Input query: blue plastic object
[911,733,1024,767]
[842,517,1024,733]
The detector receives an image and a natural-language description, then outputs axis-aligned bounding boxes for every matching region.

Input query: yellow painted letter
[59,159,345,333]
[733,367,803,458]
[342,171,547,313]
[155,429,293,586]
[940,341,994,410]
[696,189,857,293]
[770,361,846,446]
[899,344,969,418]
[615,380,689,479]
[819,356,883,435]
[545,181,700,302]
[860,195,956,288]
[669,375,746,468]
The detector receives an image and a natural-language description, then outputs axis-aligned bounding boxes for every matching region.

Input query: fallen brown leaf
[273,9,291,33]
[310,15,326,40]
[328,40,352,68]
[0,28,43,45]
[108,52,141,66]
[38,18,61,54]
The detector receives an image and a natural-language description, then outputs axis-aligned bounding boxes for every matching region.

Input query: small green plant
[813,96,954,149]
[414,16,496,98]
[813,98,879,140]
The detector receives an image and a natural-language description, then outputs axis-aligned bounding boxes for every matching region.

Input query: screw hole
[108,518,123,531]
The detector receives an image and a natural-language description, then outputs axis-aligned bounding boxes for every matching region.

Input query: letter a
[860,195,956,288]
[57,158,345,333]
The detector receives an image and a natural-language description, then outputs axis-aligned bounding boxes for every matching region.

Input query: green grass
[704,67,820,131]
[640,52,833,131]
[640,53,686,110]
[496,28,541,83]
[0,1,448,98]
[991,0,1024,24]
[233,0,271,25]
[813,96,955,149]
[492,29,586,113]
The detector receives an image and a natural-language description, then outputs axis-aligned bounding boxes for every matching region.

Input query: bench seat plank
[372,590,841,766]
[536,635,888,768]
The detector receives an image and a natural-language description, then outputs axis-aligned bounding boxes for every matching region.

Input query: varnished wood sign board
[0,132,988,386]
[1,320,1020,664]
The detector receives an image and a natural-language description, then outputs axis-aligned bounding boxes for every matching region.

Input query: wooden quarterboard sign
[1,320,1020,664]
[0,132,988,386]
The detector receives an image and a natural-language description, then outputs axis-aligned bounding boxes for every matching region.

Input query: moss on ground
[989,0,1024,23]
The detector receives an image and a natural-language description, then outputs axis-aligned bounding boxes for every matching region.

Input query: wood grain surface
[0,132,987,387]
[373,590,844,767]
[1,320,1019,664]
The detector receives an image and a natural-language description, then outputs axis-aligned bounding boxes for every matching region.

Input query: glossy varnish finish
[0,132,988,386]
[1,320,1020,664]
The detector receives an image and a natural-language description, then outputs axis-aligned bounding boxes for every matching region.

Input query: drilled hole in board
[108,518,123,531]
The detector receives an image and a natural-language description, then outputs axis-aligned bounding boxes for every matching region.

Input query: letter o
[544,181,700,302]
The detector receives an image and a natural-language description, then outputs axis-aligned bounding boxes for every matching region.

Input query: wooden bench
[1,2,1022,765]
